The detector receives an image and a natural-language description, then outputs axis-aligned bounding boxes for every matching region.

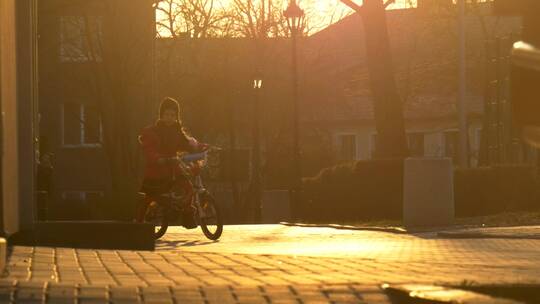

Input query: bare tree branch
[384,0,396,9]
[339,0,363,13]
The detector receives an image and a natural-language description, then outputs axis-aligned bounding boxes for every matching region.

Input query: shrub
[301,161,540,222]
[300,159,403,221]
[454,165,539,217]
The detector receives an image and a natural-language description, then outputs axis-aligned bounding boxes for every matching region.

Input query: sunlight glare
[155,0,422,38]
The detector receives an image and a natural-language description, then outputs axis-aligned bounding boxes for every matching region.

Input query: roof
[302,3,522,121]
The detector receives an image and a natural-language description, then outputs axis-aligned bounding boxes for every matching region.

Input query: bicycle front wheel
[143,201,169,239]
[198,195,223,240]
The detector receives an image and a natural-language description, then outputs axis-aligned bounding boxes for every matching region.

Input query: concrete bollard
[261,190,291,224]
[403,158,454,228]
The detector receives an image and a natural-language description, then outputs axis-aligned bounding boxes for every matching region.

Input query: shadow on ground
[155,239,218,250]
[456,284,540,304]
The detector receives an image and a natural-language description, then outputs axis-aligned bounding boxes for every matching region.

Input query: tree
[155,0,233,38]
[340,0,409,158]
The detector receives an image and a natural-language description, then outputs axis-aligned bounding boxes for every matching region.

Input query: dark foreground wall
[0,0,39,236]
[0,0,21,235]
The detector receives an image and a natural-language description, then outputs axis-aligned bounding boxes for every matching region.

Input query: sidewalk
[3,246,392,303]
[2,224,540,303]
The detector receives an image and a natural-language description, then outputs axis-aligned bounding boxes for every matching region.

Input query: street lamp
[457,0,469,168]
[284,0,304,220]
[284,0,305,36]
[252,75,263,223]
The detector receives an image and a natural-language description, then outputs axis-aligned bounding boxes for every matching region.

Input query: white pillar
[403,158,454,228]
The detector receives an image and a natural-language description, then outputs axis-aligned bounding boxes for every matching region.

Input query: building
[302,3,527,167]
[37,0,155,219]
[495,0,540,150]
[157,2,528,175]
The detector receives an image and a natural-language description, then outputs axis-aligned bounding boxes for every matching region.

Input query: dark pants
[135,177,193,222]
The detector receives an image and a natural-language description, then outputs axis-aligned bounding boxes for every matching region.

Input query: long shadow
[155,239,218,250]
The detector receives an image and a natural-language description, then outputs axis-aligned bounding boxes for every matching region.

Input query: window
[339,134,357,161]
[407,132,425,157]
[62,103,102,147]
[474,128,483,152]
[444,130,459,160]
[59,16,103,62]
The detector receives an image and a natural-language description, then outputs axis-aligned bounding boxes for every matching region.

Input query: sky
[155,0,418,37]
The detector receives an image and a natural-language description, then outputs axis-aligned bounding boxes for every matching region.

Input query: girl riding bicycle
[136,97,205,228]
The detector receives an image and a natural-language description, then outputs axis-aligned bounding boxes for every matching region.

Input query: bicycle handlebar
[181,151,207,162]
[159,145,221,165]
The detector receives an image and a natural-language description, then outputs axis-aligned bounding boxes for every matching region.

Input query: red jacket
[139,122,193,180]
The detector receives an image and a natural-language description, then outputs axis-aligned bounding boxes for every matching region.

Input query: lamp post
[458,0,469,167]
[252,76,263,223]
[284,0,304,220]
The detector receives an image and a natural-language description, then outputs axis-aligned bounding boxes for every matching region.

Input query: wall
[37,0,155,219]
[16,0,38,230]
[0,0,21,235]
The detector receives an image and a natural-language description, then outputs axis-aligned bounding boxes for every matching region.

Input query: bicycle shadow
[155,239,218,250]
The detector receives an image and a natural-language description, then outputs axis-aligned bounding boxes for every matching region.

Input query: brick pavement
[2,225,540,303]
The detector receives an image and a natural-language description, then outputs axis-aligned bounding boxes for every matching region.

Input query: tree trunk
[361,0,408,158]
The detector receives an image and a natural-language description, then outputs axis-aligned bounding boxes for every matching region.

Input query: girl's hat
[159,97,180,121]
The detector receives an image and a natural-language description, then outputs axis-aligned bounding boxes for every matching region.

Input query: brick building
[302,2,527,166]
[37,0,155,219]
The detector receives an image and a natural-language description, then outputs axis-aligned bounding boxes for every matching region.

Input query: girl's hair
[159,97,181,123]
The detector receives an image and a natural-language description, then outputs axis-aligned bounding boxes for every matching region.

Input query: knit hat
[159,97,181,122]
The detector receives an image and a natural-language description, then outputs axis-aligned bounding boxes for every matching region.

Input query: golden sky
[155,0,419,37]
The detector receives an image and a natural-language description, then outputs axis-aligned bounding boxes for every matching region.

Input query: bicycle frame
[142,147,223,240]
[159,151,209,222]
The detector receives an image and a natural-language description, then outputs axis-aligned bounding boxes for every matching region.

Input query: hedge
[301,159,403,221]
[454,165,539,217]
[300,161,540,222]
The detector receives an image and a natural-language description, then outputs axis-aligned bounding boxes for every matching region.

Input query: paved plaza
[1,225,540,303]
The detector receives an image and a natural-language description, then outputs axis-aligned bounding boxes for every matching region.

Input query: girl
[136,97,203,228]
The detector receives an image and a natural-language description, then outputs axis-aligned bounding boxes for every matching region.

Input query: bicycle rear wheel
[198,195,223,240]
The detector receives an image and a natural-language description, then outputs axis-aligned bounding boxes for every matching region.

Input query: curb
[381,283,522,304]
[279,222,408,234]
[437,231,540,240]
[279,222,540,237]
